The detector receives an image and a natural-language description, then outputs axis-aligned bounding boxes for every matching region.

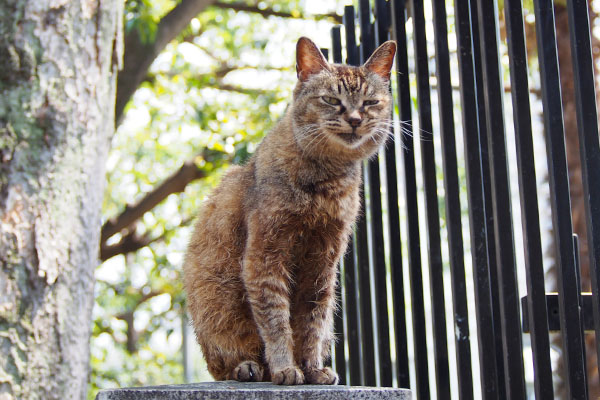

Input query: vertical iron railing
[475,1,527,398]
[453,0,501,397]
[502,0,554,398]
[566,0,600,371]
[341,7,364,386]
[409,0,452,397]
[531,0,588,398]
[376,0,411,391]
[358,0,394,387]
[328,0,600,398]
[430,0,473,397]
[390,0,431,397]
[468,1,507,395]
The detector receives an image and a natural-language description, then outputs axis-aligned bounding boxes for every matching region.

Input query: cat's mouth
[336,132,361,144]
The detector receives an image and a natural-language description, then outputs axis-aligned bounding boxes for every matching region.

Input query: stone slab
[95,381,413,400]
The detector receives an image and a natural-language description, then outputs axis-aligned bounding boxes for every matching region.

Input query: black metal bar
[358,0,375,60]
[357,206,374,388]
[357,1,377,386]
[375,0,410,390]
[521,294,596,332]
[343,7,365,386]
[531,0,589,398]
[430,0,475,398]
[573,236,588,375]
[345,239,363,385]
[501,0,554,398]
[331,26,343,65]
[344,6,359,67]
[566,0,600,368]
[453,0,499,397]
[359,0,393,387]
[372,0,396,387]
[468,1,506,396]
[354,47,378,393]
[374,0,390,45]
[408,0,452,398]
[574,235,583,308]
[390,0,430,397]
[475,0,526,397]
[352,2,379,386]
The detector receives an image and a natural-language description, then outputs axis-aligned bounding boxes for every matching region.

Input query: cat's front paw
[303,366,339,385]
[271,366,305,385]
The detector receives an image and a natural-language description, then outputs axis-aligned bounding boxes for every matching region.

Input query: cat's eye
[322,96,341,106]
[363,100,379,106]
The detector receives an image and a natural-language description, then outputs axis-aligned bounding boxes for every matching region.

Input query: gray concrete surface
[95,381,412,400]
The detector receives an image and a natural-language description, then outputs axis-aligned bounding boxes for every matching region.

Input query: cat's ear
[363,40,397,80]
[296,37,330,82]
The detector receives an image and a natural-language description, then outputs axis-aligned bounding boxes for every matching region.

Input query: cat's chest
[294,180,360,224]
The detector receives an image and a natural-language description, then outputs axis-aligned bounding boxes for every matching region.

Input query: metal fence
[327,0,600,399]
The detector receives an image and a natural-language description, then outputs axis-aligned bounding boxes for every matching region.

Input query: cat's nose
[346,110,362,127]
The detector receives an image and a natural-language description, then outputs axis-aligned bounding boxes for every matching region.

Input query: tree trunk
[0,0,122,399]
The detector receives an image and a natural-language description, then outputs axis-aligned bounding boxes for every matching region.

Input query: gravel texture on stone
[95,381,412,400]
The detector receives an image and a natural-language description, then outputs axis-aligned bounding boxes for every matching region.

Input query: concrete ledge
[95,381,413,400]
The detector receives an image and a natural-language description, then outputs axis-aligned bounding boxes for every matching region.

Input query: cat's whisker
[317,139,330,159]
[313,134,327,159]
[370,127,410,151]
[302,134,322,158]
[315,132,333,158]
[303,130,329,158]
[396,119,435,140]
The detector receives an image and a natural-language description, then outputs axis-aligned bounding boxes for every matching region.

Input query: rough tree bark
[0,0,122,399]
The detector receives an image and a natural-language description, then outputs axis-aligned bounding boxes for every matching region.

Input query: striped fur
[183,37,396,385]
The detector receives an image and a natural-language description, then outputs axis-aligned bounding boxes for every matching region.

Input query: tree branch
[211,1,343,23]
[116,0,217,124]
[100,216,194,261]
[116,0,340,124]
[143,60,289,84]
[115,289,164,353]
[207,82,271,95]
[101,157,207,243]
[100,230,151,261]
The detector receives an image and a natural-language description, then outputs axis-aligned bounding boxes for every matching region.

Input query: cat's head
[291,37,396,162]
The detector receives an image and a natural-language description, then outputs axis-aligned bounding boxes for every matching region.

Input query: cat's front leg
[242,214,304,385]
[292,245,342,385]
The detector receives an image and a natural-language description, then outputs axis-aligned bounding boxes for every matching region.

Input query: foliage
[89,1,341,398]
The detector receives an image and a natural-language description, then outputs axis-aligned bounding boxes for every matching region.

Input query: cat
[183,36,396,385]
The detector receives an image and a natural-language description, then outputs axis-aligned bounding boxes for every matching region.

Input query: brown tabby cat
[183,37,396,385]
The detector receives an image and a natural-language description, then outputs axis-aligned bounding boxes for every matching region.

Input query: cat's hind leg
[188,267,268,382]
[200,337,267,382]
[230,360,265,382]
